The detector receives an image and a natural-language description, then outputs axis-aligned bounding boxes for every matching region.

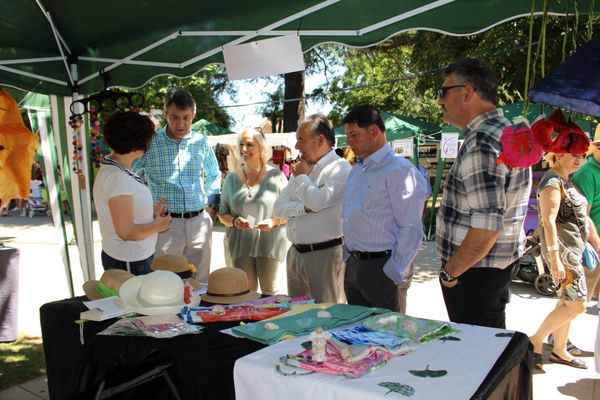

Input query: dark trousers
[440,261,518,329]
[101,250,153,276]
[344,255,406,312]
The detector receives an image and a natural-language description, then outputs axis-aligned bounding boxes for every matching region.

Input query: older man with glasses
[435,58,532,329]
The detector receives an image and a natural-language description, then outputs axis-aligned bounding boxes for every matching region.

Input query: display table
[0,246,20,342]
[40,297,532,400]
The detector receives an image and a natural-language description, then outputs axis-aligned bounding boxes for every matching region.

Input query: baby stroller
[26,180,49,217]
[515,232,558,296]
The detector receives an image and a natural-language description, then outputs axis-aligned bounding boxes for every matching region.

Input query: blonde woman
[530,128,593,370]
[218,128,287,295]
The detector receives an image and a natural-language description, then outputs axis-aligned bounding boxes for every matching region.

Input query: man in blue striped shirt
[133,89,220,283]
[436,59,531,328]
[342,105,429,313]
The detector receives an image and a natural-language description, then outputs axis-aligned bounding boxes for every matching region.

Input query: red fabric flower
[497,123,543,168]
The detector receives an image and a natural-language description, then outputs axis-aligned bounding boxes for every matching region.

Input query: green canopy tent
[1,0,597,290]
[191,119,234,136]
[335,112,441,166]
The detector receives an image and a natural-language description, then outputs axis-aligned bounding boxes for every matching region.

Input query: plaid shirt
[436,108,531,269]
[133,126,220,213]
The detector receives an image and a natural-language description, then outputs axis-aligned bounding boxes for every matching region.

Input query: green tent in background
[334,112,441,147]
[191,119,233,136]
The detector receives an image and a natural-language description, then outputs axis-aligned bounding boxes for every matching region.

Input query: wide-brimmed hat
[531,109,590,155]
[119,270,200,315]
[83,269,134,301]
[151,254,201,289]
[202,268,260,304]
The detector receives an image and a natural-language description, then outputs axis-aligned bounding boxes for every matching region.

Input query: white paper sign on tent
[391,138,413,158]
[223,35,305,80]
[440,133,459,159]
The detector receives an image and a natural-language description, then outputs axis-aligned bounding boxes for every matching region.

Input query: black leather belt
[351,250,391,260]
[293,237,343,253]
[169,210,203,219]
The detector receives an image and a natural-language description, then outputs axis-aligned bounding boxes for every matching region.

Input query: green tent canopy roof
[335,112,441,147]
[1,1,598,96]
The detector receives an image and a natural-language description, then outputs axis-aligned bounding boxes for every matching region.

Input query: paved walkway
[0,213,598,399]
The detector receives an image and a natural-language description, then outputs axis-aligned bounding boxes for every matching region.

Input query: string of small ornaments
[68,109,104,176]
[68,114,84,176]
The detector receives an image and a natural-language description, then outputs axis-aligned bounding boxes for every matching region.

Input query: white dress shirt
[274,150,351,245]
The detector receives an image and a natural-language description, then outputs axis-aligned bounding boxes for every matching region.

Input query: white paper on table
[246,215,256,229]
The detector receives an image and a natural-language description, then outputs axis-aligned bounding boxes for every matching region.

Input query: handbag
[582,242,599,271]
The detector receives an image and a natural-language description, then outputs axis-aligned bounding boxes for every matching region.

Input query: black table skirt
[40,297,532,400]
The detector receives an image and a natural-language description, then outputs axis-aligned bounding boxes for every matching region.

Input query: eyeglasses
[437,85,466,98]
[594,143,600,149]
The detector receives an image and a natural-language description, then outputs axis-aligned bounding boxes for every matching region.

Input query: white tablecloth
[234,321,514,400]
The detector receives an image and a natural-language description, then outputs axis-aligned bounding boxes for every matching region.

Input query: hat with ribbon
[202,268,261,304]
[119,270,200,315]
[531,109,590,154]
[83,269,134,301]
[151,254,201,289]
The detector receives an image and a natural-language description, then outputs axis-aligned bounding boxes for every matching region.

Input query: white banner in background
[440,133,459,159]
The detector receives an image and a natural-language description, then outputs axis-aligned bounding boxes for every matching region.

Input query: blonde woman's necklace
[242,163,264,198]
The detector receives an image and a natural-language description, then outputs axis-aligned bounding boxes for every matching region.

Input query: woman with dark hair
[93,111,171,275]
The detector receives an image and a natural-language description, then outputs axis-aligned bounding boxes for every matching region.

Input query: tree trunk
[283,71,305,132]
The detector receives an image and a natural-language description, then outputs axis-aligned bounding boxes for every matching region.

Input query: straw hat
[151,254,201,289]
[83,269,134,301]
[202,268,260,304]
[119,270,200,315]
[592,125,600,143]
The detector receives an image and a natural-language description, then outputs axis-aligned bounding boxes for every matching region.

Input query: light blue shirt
[342,145,428,285]
[133,126,220,213]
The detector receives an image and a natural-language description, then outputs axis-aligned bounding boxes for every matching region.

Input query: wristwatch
[439,267,456,283]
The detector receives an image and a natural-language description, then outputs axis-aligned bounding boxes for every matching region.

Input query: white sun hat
[119,270,200,315]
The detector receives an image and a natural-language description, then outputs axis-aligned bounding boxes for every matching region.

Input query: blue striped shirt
[436,108,531,269]
[133,126,220,213]
[342,145,429,285]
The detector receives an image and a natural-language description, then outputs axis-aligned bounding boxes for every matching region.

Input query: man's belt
[169,210,203,219]
[293,237,343,253]
[350,250,391,260]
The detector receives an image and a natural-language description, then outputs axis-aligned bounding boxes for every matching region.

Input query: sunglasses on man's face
[437,85,466,98]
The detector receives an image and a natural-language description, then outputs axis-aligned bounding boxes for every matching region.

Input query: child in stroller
[25,179,49,217]
[515,230,558,296]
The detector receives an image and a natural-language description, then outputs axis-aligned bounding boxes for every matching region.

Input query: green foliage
[0,335,46,390]
[132,65,233,128]
[310,14,599,124]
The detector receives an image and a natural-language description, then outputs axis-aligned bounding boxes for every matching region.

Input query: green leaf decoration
[439,336,461,343]
[378,382,415,397]
[408,364,447,378]
[495,332,514,337]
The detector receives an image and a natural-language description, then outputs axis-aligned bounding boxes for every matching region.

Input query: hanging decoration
[89,108,103,168]
[68,114,84,176]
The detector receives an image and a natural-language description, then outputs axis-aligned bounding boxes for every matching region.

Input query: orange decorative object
[0,89,39,201]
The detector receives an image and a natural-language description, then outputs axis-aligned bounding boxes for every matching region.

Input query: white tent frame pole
[0,65,68,86]
[33,106,74,297]
[59,89,96,281]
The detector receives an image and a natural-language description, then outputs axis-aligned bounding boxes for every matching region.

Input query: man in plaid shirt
[435,59,531,329]
[134,89,220,283]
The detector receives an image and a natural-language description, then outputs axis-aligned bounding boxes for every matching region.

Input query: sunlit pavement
[0,214,598,399]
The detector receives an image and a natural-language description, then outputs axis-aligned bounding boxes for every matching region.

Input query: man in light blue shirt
[133,89,220,283]
[342,105,428,312]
